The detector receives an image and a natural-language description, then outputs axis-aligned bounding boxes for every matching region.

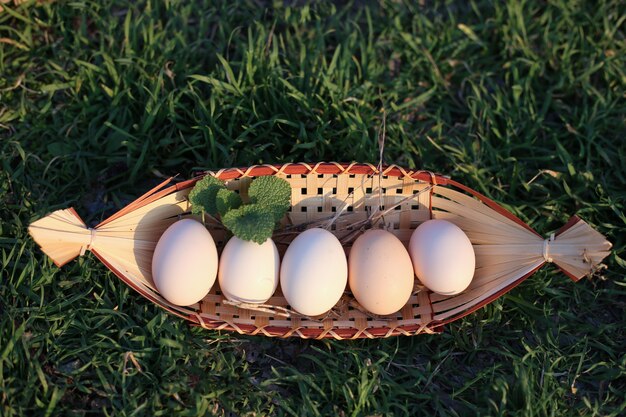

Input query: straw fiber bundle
[28,163,612,339]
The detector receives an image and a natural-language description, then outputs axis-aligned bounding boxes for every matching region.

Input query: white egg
[408,219,475,295]
[152,219,218,306]
[280,228,347,316]
[218,237,280,304]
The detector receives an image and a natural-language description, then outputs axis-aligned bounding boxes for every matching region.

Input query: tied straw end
[28,208,93,267]
[547,216,612,281]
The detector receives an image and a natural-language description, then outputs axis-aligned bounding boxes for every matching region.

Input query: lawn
[1,1,625,416]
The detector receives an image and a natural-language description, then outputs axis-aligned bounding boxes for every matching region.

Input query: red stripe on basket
[190,321,444,339]
[209,163,450,184]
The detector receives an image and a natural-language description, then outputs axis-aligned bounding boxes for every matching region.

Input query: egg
[218,237,279,304]
[152,219,218,306]
[348,229,414,315]
[408,219,475,295]
[280,228,347,316]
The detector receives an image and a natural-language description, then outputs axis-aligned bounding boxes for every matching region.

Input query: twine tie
[80,228,97,256]
[542,233,555,263]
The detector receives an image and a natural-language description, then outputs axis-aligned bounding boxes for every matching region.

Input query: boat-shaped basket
[28,162,612,339]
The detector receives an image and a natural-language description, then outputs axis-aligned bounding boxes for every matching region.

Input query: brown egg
[348,229,415,315]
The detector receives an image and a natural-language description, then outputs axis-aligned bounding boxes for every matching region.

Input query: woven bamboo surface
[28,162,612,339]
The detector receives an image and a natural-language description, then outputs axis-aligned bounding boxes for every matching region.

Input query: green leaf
[221,204,276,244]
[188,176,225,216]
[248,176,292,222]
[216,188,242,216]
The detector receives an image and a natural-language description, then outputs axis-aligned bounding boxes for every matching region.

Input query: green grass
[1,0,625,415]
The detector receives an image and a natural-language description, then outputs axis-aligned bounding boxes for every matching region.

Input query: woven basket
[28,162,612,339]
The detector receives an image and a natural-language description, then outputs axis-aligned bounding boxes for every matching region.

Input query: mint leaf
[222,204,276,244]
[216,188,242,216]
[248,176,291,222]
[188,175,225,216]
